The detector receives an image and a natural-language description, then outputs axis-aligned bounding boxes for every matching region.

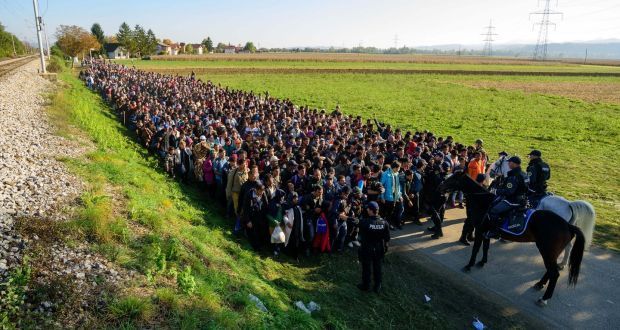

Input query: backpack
[316,214,328,234]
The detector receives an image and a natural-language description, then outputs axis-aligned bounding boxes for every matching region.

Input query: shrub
[46,55,67,73]
[177,266,196,294]
[108,296,154,323]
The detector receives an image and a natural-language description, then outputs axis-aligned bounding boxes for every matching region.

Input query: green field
[116,59,620,74]
[184,71,620,250]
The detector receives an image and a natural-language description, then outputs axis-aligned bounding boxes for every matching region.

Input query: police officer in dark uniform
[426,151,450,239]
[485,156,528,239]
[526,149,551,207]
[357,201,391,293]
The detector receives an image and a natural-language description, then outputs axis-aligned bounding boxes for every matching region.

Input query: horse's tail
[570,200,596,250]
[567,224,585,287]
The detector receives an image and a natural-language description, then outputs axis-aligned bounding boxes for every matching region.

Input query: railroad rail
[0,56,38,77]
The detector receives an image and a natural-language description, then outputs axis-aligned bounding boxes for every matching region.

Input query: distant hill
[416,41,620,60]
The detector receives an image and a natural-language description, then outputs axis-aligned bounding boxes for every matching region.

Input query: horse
[485,166,595,269]
[438,172,586,306]
[536,195,595,269]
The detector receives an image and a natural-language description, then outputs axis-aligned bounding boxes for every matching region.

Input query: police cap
[508,156,521,165]
[528,150,542,157]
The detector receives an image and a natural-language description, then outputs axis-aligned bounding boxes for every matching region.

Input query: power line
[530,0,564,61]
[481,19,498,56]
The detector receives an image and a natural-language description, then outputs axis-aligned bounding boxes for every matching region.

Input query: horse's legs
[540,256,561,302]
[533,271,550,290]
[477,238,490,267]
[558,241,572,270]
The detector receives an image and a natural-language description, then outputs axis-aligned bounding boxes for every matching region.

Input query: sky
[1,0,619,48]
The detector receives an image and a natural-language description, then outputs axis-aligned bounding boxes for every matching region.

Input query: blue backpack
[316,215,328,234]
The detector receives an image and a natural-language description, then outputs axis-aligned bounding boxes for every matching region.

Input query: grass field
[117,58,620,74]
[20,71,538,329]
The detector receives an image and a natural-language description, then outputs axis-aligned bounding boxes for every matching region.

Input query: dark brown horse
[439,172,585,306]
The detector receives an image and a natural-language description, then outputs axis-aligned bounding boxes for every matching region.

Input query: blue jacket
[380,170,402,202]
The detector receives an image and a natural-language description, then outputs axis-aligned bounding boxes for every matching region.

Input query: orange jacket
[468,159,484,180]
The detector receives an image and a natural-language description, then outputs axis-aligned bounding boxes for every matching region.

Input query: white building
[104,43,128,59]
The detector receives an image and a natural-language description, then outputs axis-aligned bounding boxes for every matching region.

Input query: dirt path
[389,208,619,329]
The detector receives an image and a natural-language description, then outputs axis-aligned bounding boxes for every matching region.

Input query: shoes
[347,242,354,248]
[458,203,464,209]
[357,283,370,291]
[431,232,444,239]
[352,240,361,247]
[459,237,470,246]
[427,226,437,232]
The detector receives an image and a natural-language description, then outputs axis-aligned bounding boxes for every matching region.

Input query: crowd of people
[81,60,516,260]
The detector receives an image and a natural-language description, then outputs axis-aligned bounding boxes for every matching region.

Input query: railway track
[0,56,38,77]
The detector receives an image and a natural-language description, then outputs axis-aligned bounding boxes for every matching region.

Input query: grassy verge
[31,71,538,329]
[199,72,620,251]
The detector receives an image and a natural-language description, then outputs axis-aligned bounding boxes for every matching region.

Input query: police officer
[485,156,528,239]
[427,152,450,239]
[357,201,391,293]
[526,149,551,206]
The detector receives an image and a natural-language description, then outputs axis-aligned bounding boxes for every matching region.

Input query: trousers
[359,250,383,288]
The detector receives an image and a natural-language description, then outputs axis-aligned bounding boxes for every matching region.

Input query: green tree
[90,23,105,45]
[201,37,213,52]
[0,22,26,57]
[55,25,100,66]
[184,43,195,54]
[116,22,135,57]
[144,29,158,55]
[243,41,256,53]
[133,24,147,57]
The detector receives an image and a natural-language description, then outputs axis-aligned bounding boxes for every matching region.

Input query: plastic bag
[271,225,286,244]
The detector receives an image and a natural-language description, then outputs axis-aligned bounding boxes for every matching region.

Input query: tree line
[0,22,28,58]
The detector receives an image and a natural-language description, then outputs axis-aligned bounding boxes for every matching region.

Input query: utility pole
[481,19,498,56]
[530,0,563,61]
[11,34,17,56]
[32,0,46,72]
[584,48,588,65]
[42,20,51,59]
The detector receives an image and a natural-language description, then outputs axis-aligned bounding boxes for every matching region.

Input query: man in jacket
[486,156,528,239]
[357,201,391,293]
[526,149,551,207]
[379,161,403,230]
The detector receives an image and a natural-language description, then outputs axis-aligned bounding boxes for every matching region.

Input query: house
[169,43,180,56]
[157,43,172,55]
[224,45,237,54]
[191,44,204,55]
[104,43,128,59]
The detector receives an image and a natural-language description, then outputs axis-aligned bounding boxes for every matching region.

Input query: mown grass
[115,59,620,73]
[43,71,539,328]
[199,72,620,251]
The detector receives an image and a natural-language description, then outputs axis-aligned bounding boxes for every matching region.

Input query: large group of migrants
[80,60,530,262]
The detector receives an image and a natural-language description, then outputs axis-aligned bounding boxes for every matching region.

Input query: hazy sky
[1,0,619,48]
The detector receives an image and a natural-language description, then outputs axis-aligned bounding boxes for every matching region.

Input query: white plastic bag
[271,226,286,244]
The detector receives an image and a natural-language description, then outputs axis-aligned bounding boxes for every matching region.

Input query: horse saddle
[500,208,536,236]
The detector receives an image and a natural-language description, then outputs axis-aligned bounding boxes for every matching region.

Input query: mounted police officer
[357,201,391,293]
[526,149,551,207]
[485,156,528,239]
